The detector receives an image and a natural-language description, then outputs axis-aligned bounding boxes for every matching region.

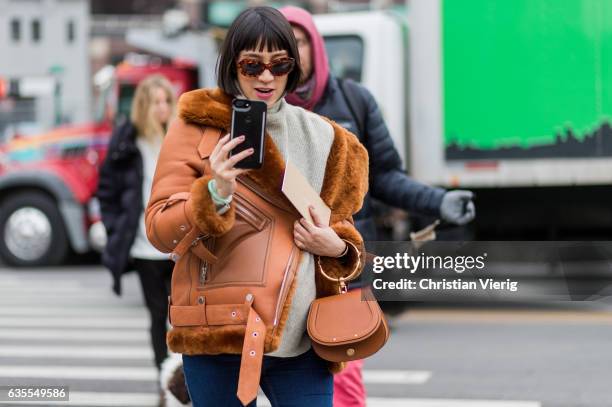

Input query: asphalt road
[0,265,611,407]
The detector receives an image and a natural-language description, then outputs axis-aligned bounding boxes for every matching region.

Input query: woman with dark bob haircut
[145,6,368,406]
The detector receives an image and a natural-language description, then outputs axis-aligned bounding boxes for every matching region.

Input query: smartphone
[229,98,266,169]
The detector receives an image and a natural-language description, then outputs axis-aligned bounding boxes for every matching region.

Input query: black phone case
[230,99,267,169]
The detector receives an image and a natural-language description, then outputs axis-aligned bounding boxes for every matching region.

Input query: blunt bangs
[217,6,302,95]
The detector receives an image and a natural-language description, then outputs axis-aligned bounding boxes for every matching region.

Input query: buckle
[339,279,348,294]
[191,234,209,247]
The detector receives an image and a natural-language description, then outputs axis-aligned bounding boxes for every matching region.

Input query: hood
[280,6,330,111]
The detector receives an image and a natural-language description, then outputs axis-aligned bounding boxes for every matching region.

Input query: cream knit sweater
[264,97,334,357]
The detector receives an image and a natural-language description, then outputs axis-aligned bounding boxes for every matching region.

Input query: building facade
[0,0,91,132]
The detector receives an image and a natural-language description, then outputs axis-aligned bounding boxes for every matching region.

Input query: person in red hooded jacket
[279,6,477,407]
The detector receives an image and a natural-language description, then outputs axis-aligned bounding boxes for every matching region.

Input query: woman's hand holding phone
[209,134,254,198]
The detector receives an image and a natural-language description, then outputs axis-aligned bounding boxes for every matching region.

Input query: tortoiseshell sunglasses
[236,57,295,77]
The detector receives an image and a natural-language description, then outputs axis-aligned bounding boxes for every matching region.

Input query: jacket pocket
[198,191,272,289]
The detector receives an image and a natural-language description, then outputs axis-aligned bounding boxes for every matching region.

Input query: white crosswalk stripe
[0,307,146,316]
[0,391,158,406]
[0,316,148,328]
[0,394,542,407]
[0,396,543,407]
[365,400,541,407]
[0,328,148,342]
[363,370,431,384]
[0,281,87,289]
[0,269,543,407]
[0,294,135,303]
[0,346,153,359]
[0,365,157,381]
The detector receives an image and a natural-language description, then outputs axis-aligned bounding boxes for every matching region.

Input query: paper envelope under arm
[281,160,331,226]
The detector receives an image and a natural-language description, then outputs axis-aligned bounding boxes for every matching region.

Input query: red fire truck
[0,58,198,266]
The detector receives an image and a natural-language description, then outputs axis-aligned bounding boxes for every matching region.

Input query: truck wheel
[0,191,69,266]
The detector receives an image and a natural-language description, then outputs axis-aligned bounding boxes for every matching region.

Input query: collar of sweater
[268,97,284,114]
[177,87,368,222]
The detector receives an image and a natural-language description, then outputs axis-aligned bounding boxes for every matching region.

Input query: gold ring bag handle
[315,239,362,294]
[308,239,389,362]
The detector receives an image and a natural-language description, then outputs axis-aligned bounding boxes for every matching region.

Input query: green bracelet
[208,179,233,205]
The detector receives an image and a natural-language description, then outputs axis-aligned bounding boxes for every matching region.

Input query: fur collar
[178,88,368,222]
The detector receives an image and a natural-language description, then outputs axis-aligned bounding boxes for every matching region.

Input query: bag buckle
[192,234,209,247]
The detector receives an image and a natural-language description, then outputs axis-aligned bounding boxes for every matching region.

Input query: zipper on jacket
[271,245,298,337]
[199,260,208,285]
[199,236,214,286]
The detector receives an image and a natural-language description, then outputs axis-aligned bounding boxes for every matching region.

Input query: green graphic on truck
[442,0,612,160]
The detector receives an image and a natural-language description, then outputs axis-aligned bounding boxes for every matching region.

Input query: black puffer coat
[313,76,445,241]
[97,119,143,295]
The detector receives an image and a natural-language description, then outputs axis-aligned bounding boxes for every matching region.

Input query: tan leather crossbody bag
[308,245,390,362]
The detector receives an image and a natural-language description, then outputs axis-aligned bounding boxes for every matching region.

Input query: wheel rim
[4,207,53,262]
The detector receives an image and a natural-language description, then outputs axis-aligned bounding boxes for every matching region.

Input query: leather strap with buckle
[170,227,217,264]
[237,294,266,406]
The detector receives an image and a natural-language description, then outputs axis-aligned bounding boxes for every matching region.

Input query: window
[10,18,21,41]
[0,98,40,143]
[67,20,75,43]
[323,35,364,82]
[31,19,41,42]
[117,84,136,122]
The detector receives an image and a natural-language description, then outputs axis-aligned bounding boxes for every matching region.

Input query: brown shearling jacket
[144,88,369,372]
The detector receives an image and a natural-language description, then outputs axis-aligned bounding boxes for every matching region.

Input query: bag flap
[307,289,381,345]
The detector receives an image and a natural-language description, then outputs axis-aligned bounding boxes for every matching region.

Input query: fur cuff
[316,220,365,296]
[189,175,235,236]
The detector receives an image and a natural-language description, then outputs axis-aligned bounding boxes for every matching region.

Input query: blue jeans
[182,348,333,407]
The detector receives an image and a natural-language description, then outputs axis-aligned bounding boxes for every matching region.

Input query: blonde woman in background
[97,75,176,392]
